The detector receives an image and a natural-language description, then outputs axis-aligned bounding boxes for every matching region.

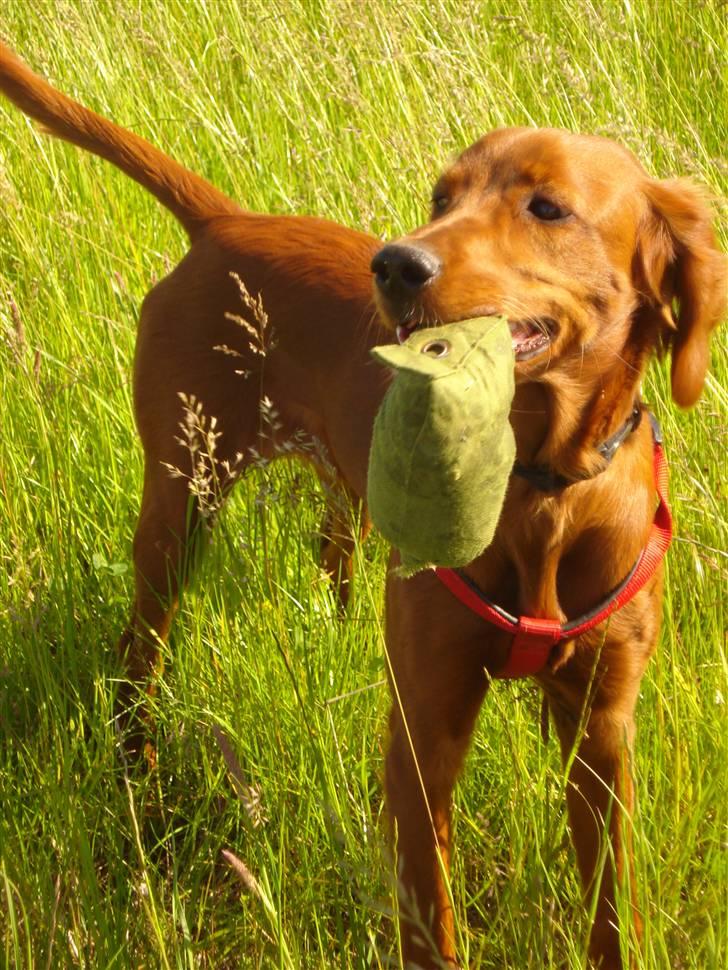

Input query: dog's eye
[431,194,449,212]
[528,195,569,221]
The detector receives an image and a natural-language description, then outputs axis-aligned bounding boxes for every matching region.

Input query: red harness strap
[435,423,672,678]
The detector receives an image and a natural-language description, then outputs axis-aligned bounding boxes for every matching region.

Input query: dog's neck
[510,350,648,488]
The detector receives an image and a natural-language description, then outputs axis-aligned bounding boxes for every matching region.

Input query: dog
[1,42,725,970]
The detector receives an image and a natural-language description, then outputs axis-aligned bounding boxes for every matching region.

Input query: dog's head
[372,128,726,409]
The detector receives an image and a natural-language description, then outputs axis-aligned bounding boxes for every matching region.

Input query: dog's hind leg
[117,313,265,752]
[318,485,370,609]
[118,468,201,685]
[115,460,209,757]
[116,407,258,756]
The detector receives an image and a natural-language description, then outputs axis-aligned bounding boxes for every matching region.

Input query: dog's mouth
[508,318,555,360]
[396,316,556,361]
[395,321,420,344]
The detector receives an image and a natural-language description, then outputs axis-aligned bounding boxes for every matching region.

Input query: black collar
[512,405,643,493]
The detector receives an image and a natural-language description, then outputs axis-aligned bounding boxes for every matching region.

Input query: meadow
[0,1,725,967]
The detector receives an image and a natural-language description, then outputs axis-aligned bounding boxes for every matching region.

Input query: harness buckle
[497,617,563,679]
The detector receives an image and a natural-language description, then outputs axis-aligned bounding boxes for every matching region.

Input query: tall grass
[0,1,725,967]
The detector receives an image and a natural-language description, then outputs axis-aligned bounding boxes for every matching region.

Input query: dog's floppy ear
[636,178,726,408]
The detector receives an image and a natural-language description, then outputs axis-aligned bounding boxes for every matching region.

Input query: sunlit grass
[0,1,725,967]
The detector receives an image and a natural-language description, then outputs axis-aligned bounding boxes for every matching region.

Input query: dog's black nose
[371,244,441,300]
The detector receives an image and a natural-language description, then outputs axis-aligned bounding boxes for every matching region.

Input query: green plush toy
[367,316,515,576]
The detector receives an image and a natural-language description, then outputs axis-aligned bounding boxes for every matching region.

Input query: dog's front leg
[384,567,489,969]
[547,644,650,970]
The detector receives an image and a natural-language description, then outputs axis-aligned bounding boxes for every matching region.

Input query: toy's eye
[422,339,450,358]
[528,195,570,221]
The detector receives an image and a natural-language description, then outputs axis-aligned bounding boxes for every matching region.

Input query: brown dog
[1,42,725,970]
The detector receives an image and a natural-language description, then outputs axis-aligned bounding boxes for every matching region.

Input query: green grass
[0,0,725,967]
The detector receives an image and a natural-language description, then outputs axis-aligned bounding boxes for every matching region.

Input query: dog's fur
[1,42,725,969]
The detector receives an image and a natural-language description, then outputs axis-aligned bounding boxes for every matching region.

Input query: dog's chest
[499,494,572,620]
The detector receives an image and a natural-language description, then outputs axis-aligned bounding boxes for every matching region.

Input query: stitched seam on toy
[458,322,503,372]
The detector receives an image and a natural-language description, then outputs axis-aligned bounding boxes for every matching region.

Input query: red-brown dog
[1,42,725,969]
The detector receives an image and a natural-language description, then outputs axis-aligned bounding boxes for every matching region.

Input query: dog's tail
[0,42,242,238]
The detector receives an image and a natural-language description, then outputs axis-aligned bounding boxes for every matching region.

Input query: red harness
[435,415,673,678]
